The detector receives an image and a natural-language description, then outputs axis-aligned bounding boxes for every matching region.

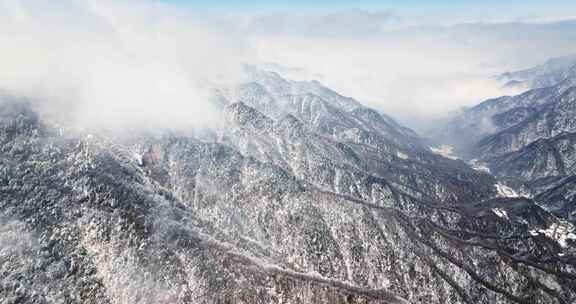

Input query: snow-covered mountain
[1,68,575,304]
[436,56,576,224]
[499,54,576,90]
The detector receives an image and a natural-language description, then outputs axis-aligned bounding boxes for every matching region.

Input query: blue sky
[161,0,573,11]
[162,0,576,24]
[163,0,569,8]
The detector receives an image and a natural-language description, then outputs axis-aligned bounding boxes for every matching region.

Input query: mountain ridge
[1,67,576,303]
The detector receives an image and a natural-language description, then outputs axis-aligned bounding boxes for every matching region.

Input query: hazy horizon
[1,0,575,131]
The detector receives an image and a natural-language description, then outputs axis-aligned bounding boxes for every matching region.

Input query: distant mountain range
[499,55,576,90]
[436,55,576,224]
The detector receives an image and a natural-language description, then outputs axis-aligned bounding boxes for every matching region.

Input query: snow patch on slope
[530,221,576,248]
[495,183,521,198]
[430,145,458,160]
[396,151,408,160]
[469,159,490,173]
[492,208,509,219]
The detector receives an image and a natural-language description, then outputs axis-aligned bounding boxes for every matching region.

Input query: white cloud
[250,32,520,122]
[247,13,576,127]
[0,1,575,132]
[0,0,257,129]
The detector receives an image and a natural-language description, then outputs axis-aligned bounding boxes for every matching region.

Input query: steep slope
[486,132,576,182]
[222,101,496,206]
[218,69,498,205]
[219,68,420,149]
[0,100,411,304]
[535,175,576,222]
[2,79,576,304]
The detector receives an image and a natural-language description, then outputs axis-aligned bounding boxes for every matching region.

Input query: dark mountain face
[535,175,576,222]
[1,69,576,304]
[487,132,576,181]
[474,86,576,160]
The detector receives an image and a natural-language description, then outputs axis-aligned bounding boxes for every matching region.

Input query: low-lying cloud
[247,14,576,128]
[1,1,575,132]
[0,0,255,129]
